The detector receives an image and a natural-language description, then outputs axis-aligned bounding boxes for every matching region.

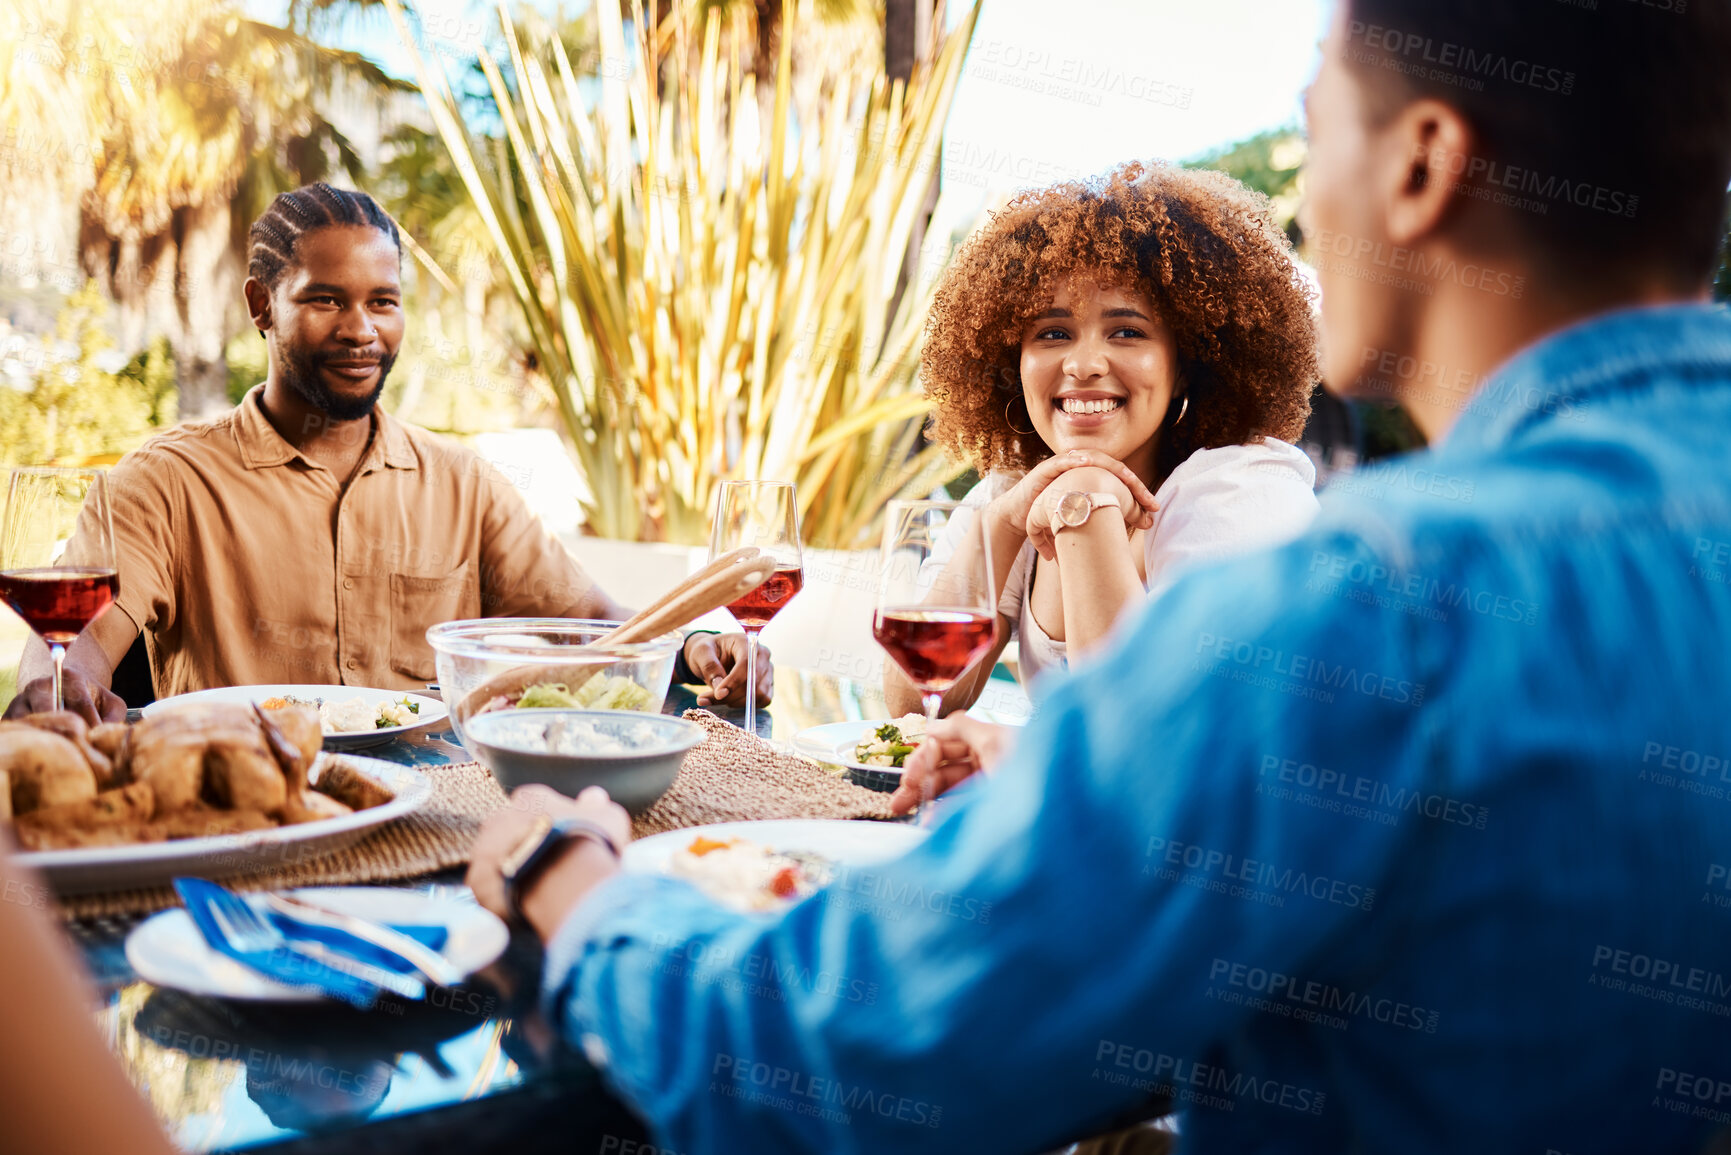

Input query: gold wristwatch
[1053,490,1123,531]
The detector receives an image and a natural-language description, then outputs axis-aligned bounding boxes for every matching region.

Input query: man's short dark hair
[1343,0,1731,285]
[247,183,402,290]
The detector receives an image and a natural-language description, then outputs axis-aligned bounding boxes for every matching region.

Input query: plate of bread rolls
[2,701,429,895]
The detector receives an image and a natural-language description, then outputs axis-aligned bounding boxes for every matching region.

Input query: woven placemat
[633,710,896,836]
[56,711,895,920]
[56,762,508,920]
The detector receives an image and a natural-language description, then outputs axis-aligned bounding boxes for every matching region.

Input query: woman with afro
[887,161,1321,716]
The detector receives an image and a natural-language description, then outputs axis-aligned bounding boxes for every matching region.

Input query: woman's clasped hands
[983,449,1160,562]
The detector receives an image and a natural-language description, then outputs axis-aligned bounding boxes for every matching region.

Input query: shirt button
[345,658,358,670]
[343,578,354,590]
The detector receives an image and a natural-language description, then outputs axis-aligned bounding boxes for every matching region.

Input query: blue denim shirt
[544,304,1731,1153]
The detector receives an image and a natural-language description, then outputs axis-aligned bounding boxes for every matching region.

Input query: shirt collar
[1438,302,1731,459]
[233,384,418,472]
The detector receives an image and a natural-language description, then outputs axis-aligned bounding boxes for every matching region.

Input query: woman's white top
[928,439,1320,694]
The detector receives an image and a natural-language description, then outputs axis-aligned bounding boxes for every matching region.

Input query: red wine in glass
[0,567,119,643]
[872,607,996,691]
[874,500,997,826]
[708,481,803,736]
[726,565,804,630]
[2,467,119,712]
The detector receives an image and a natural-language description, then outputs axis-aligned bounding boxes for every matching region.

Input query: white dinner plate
[126,886,509,1002]
[16,754,430,895]
[143,684,449,750]
[625,818,926,877]
[793,719,922,777]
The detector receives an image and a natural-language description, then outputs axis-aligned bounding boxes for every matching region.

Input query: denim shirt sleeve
[541,525,1437,1154]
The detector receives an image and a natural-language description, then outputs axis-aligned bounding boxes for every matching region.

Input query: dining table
[68,667,1031,1154]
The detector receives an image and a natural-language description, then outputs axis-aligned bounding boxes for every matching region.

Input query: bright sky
[253,0,1331,215]
[941,0,1328,188]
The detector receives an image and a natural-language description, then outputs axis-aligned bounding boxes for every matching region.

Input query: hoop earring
[1174,394,1189,425]
[1005,397,1036,436]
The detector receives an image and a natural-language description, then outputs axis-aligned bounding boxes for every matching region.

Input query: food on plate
[259,693,424,734]
[312,759,396,812]
[285,790,353,824]
[852,715,929,768]
[0,723,99,814]
[14,782,158,850]
[202,737,288,813]
[18,712,115,785]
[88,721,130,762]
[667,834,836,911]
[1,701,397,851]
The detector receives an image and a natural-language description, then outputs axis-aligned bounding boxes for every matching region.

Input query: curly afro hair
[922,160,1318,484]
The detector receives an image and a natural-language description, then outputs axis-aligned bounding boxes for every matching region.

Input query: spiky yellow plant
[383,0,977,547]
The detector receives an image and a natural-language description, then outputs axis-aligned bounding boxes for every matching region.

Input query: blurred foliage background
[12,0,1668,529]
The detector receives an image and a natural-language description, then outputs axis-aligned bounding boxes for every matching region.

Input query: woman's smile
[1020,282,1178,481]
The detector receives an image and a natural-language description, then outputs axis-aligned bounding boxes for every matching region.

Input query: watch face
[1056,491,1093,528]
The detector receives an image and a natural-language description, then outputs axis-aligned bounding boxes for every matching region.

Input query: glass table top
[78,670,1031,1151]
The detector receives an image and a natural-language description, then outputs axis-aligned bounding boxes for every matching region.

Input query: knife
[173,878,383,1009]
[259,892,465,988]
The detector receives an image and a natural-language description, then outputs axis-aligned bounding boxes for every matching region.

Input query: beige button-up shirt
[87,386,605,697]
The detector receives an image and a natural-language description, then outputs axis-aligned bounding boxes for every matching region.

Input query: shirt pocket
[389,560,478,681]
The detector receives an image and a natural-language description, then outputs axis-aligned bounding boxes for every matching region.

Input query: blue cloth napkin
[173,878,381,1008]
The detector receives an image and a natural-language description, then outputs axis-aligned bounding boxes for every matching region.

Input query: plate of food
[142,685,447,750]
[792,715,930,792]
[126,886,508,1002]
[624,819,927,912]
[5,703,430,894]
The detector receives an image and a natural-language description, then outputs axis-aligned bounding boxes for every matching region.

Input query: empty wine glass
[709,480,803,736]
[0,467,119,712]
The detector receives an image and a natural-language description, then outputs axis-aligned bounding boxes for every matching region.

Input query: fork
[203,885,424,1001]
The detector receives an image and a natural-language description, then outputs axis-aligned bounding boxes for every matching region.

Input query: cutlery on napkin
[172,879,461,1005]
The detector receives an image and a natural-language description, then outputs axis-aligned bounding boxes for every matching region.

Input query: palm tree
[0,0,413,418]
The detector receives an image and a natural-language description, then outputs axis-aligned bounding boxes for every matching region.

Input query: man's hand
[3,671,126,726]
[986,450,1158,545]
[691,632,775,707]
[466,784,631,941]
[889,715,1018,816]
[1025,464,1146,562]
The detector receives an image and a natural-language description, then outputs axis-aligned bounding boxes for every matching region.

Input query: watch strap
[502,816,622,925]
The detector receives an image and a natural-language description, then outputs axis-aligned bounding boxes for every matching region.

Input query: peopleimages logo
[1092,1040,1327,1116]
[1207,958,1440,1033]
[1310,229,1526,298]
[1144,835,1376,911]
[1412,146,1640,219]
[1256,755,1490,830]
[1346,21,1576,94]
[709,1054,942,1129]
[1194,631,1426,707]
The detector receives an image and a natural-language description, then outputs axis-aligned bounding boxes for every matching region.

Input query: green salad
[516,675,654,712]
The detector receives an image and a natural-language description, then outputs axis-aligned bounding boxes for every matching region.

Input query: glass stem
[918,690,943,827]
[50,641,65,713]
[743,630,760,736]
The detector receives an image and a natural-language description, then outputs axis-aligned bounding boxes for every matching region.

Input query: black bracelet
[671,630,721,685]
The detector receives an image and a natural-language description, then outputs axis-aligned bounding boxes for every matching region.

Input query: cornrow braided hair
[247,182,402,290]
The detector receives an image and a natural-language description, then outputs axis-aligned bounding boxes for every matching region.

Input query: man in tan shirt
[7,183,769,721]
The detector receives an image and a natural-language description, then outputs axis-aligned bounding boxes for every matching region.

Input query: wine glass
[709,481,803,736]
[872,500,998,723]
[0,467,119,712]
[873,500,998,822]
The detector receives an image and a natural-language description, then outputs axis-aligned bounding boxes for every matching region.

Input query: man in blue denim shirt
[466,1,1731,1151]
